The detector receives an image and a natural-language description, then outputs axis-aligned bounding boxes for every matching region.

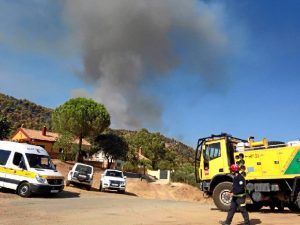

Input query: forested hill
[0,92,195,163]
[0,93,52,132]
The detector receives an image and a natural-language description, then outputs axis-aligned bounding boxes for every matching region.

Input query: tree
[0,114,11,140]
[92,133,128,169]
[124,129,166,170]
[52,97,110,162]
[53,132,76,161]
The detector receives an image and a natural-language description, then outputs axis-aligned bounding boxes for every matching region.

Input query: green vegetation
[0,93,52,133]
[52,97,111,162]
[91,133,129,169]
[0,113,11,140]
[171,163,196,186]
[53,132,77,161]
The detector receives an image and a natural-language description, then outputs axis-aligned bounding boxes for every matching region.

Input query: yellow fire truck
[195,133,300,212]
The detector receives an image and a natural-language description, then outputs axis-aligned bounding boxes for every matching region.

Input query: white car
[66,163,93,191]
[99,169,126,193]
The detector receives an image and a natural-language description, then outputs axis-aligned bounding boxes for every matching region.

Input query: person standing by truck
[219,164,250,225]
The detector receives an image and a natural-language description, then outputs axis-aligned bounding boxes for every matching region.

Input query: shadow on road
[237,219,262,225]
[0,188,16,196]
[31,190,80,199]
[67,185,138,197]
[41,190,80,199]
[0,187,80,199]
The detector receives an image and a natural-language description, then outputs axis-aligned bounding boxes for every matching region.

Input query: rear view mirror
[124,176,127,179]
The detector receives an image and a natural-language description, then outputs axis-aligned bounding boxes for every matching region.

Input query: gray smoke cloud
[64,0,231,129]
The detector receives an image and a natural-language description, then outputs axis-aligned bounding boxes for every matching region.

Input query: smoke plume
[64,0,231,129]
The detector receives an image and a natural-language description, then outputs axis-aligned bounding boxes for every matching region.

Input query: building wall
[11,130,27,141]
[147,169,171,183]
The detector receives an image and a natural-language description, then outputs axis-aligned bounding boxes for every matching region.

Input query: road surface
[0,189,299,225]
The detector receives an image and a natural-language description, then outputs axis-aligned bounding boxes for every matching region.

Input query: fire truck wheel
[288,192,300,212]
[297,192,300,209]
[213,182,232,211]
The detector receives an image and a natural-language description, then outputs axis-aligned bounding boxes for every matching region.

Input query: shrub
[122,162,140,173]
[170,163,197,186]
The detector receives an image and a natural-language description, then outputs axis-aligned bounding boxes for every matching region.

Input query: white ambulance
[0,141,64,197]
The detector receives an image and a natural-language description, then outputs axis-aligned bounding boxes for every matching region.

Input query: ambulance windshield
[26,153,55,170]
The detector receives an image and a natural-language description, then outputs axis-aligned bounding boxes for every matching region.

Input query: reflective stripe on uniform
[233,193,246,197]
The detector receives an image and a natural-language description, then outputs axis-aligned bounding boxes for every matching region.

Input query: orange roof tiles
[19,128,91,146]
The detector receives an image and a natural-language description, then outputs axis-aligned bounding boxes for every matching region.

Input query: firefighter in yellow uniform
[219,164,250,225]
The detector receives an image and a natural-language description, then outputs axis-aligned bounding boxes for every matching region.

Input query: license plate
[111,183,118,186]
[51,190,59,193]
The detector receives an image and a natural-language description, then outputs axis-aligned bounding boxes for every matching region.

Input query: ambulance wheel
[213,182,233,211]
[18,182,32,197]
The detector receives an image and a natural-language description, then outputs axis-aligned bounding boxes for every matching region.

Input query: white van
[0,141,64,197]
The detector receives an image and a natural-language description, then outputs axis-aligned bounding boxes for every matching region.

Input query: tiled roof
[21,128,58,142]
[19,128,91,146]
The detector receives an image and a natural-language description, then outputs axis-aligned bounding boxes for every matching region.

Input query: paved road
[0,190,299,225]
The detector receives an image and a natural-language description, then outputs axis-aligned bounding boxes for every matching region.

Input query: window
[75,164,92,174]
[26,154,55,170]
[13,152,23,166]
[105,170,123,178]
[0,149,11,166]
[207,143,221,160]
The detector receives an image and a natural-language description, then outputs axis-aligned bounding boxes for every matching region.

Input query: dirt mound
[126,180,211,202]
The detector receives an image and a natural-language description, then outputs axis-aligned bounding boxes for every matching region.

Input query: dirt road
[0,188,299,225]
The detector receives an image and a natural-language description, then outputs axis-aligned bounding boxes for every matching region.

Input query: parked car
[66,163,93,191]
[99,169,126,193]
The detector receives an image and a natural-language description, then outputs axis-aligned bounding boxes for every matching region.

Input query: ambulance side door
[0,149,12,187]
[4,152,27,190]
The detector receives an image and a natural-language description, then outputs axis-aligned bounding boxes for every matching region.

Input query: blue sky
[1,0,300,147]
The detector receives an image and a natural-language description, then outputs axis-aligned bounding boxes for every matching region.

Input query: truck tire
[18,182,31,197]
[296,192,300,209]
[213,182,232,211]
[289,192,300,212]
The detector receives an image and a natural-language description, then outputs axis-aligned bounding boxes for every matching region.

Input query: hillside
[0,93,52,132]
[0,92,194,163]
